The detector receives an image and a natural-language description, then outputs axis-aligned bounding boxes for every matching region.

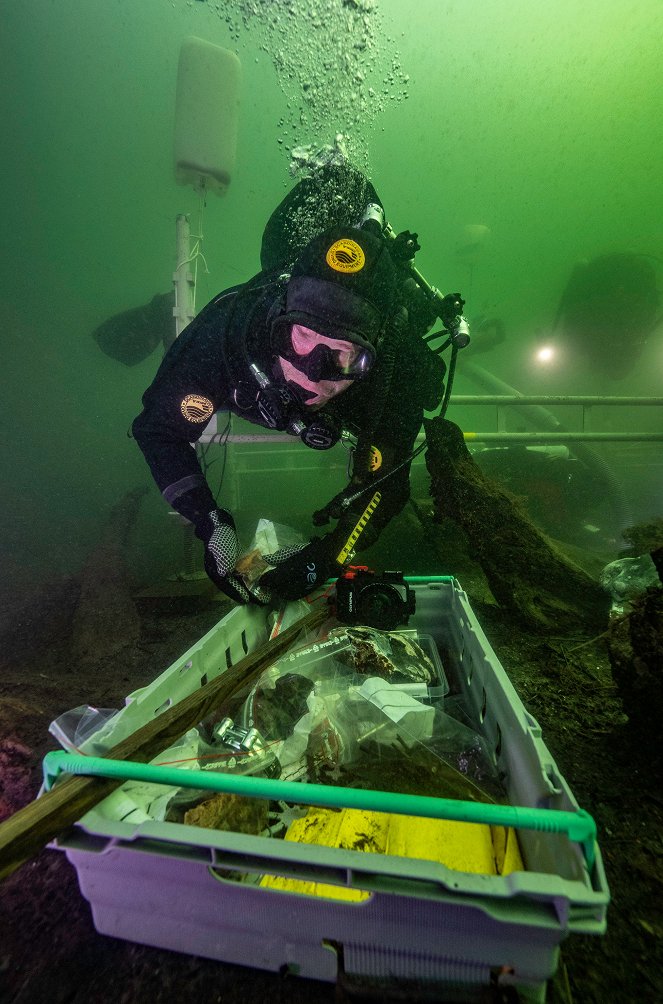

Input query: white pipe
[172,214,195,340]
[450,395,663,407]
[462,432,663,443]
[198,431,663,446]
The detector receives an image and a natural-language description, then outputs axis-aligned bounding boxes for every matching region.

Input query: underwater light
[534,344,556,365]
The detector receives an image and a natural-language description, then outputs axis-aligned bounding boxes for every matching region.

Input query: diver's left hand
[259,537,335,601]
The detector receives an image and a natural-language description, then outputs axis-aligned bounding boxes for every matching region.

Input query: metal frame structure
[199,396,663,446]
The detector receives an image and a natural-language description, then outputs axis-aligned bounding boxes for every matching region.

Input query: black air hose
[350,307,407,474]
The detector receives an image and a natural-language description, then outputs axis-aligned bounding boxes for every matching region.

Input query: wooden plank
[0,604,327,882]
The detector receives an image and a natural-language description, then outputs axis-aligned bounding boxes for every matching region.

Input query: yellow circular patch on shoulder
[180,394,214,423]
[369,445,383,472]
[325,238,366,273]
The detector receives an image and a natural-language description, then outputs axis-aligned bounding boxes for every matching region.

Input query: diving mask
[281,324,374,381]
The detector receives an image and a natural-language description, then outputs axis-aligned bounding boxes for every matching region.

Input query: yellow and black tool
[334,490,382,566]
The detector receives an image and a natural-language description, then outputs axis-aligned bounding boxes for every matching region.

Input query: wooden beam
[0,604,327,882]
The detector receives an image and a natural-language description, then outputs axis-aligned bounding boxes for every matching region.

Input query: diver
[131,167,451,605]
[446,245,660,384]
[550,253,660,380]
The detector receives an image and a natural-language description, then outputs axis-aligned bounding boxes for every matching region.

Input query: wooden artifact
[0,605,327,882]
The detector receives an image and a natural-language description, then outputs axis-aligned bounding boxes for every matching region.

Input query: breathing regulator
[246,360,341,449]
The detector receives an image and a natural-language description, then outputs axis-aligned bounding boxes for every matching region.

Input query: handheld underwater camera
[334,567,416,631]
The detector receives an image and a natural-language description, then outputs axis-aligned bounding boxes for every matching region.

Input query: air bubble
[213,0,410,166]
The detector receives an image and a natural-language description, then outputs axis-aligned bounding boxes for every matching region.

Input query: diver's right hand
[197,509,268,605]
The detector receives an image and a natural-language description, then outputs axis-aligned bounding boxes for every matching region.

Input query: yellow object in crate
[261,805,524,901]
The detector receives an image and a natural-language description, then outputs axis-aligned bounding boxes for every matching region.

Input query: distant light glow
[535,345,556,364]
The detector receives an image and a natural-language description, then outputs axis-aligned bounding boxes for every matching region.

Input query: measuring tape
[335,491,382,566]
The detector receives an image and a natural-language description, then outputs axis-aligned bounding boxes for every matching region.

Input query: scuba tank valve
[358,202,471,350]
[358,202,386,237]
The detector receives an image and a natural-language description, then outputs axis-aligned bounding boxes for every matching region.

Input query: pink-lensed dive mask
[277,323,373,407]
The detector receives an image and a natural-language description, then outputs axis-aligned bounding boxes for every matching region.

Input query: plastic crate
[55,580,609,1002]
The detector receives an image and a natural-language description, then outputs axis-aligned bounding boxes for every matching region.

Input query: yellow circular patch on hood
[325,238,366,273]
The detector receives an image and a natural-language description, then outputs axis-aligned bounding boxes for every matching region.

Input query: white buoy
[456,224,491,264]
[173,37,241,196]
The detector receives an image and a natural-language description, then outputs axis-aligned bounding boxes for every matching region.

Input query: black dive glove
[259,536,337,602]
[196,509,269,605]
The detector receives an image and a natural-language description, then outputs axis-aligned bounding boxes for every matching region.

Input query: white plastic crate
[55,580,609,1003]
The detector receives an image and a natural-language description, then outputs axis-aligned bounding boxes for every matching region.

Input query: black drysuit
[132,269,446,563]
[133,167,446,597]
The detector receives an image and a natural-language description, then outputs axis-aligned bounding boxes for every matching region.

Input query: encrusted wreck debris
[70,488,147,666]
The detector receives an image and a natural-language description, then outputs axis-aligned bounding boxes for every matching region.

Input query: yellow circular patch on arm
[369,445,383,472]
[180,394,214,423]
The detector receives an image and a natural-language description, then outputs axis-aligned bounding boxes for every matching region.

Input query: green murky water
[2,0,661,588]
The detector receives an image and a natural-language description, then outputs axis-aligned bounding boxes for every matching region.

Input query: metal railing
[450,395,663,443]
[198,396,663,446]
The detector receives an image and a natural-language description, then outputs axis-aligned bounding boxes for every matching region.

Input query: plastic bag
[49,705,120,754]
[234,628,502,803]
[93,619,502,827]
[235,519,305,586]
[328,625,439,684]
[326,677,505,803]
[600,553,659,614]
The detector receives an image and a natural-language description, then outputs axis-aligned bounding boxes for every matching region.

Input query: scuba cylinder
[312,203,471,525]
